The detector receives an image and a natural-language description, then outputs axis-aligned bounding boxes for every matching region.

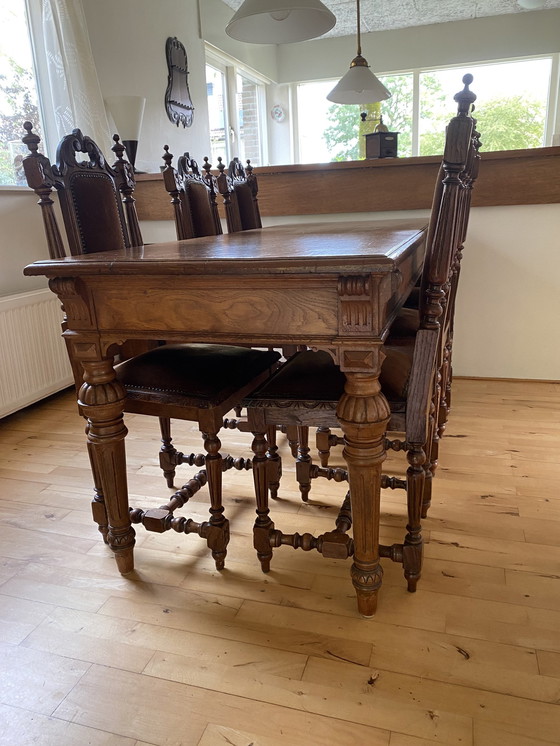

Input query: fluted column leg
[79,358,135,574]
[337,369,390,618]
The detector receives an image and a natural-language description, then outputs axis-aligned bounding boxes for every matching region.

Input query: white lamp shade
[225,0,336,43]
[104,96,146,140]
[327,63,391,104]
[517,0,546,8]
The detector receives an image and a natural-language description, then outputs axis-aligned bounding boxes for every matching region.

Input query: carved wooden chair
[215,156,262,233]
[22,122,280,570]
[241,75,480,591]
[161,146,222,239]
[160,147,283,485]
[316,102,481,518]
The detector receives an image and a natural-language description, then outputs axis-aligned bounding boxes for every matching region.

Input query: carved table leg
[79,359,135,574]
[337,369,390,618]
[86,425,109,544]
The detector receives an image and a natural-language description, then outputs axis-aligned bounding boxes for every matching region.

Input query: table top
[24,219,426,278]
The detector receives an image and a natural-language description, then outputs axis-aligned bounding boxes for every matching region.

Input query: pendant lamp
[226,0,336,44]
[327,0,390,104]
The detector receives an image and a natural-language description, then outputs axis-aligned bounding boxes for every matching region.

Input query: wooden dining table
[24,218,426,616]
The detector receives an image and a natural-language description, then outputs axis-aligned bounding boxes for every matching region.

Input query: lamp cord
[356,0,362,56]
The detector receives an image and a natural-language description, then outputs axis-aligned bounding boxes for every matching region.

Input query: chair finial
[111,133,126,162]
[22,121,41,156]
[162,144,173,170]
[454,74,476,116]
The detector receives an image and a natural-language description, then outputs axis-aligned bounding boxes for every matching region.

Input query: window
[419,58,551,155]
[296,56,555,163]
[236,73,263,164]
[0,0,42,185]
[205,48,267,167]
[206,63,228,165]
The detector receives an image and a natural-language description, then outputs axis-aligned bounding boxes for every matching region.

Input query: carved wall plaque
[165,37,194,128]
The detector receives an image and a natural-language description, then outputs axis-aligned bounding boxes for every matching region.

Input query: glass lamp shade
[225,0,336,43]
[327,57,391,104]
[104,96,146,140]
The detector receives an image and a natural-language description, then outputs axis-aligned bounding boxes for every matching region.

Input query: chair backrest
[419,74,480,335]
[216,156,262,233]
[397,75,480,447]
[22,122,142,258]
[161,146,222,240]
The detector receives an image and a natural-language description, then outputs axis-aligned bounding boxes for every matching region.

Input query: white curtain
[26,0,111,157]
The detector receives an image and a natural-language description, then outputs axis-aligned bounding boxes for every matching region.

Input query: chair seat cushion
[403,285,420,309]
[243,346,414,416]
[387,307,420,340]
[116,343,280,409]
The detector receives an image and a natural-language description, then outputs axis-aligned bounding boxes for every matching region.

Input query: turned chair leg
[159,416,178,488]
[284,425,299,458]
[295,425,312,501]
[251,430,275,572]
[202,431,229,570]
[422,391,440,518]
[316,426,332,467]
[266,425,281,499]
[403,442,425,592]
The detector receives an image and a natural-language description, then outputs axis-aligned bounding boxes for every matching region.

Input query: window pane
[297,76,412,162]
[419,59,551,155]
[377,74,413,157]
[0,0,42,185]
[236,73,262,166]
[297,81,340,163]
[206,64,227,164]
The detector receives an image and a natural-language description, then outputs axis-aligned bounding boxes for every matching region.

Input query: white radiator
[0,289,73,419]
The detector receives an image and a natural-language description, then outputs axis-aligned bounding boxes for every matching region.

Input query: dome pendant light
[327,0,390,104]
[226,0,336,44]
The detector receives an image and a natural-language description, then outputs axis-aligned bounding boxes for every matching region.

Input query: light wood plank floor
[0,378,559,746]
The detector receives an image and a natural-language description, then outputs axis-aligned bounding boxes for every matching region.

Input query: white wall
[277,9,560,83]
[453,205,560,381]
[82,0,211,174]
[0,189,51,297]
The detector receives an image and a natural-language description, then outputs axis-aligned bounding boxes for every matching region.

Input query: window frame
[294,52,560,163]
[0,0,45,187]
[205,44,269,167]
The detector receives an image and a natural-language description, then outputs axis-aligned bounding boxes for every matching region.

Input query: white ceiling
[220,0,560,36]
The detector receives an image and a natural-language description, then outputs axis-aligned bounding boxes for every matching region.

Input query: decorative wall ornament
[165,37,194,128]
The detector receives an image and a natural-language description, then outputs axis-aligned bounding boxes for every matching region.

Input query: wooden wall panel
[135,147,560,221]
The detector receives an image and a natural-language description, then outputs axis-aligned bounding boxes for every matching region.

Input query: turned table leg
[79,358,135,574]
[337,369,390,618]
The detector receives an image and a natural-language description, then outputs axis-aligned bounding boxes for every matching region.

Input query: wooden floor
[0,379,559,746]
